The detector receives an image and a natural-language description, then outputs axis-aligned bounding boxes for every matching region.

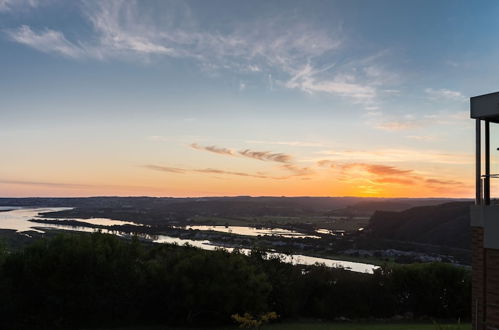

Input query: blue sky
[0,0,497,197]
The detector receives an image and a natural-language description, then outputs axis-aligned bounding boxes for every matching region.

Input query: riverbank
[0,207,379,273]
[0,206,465,272]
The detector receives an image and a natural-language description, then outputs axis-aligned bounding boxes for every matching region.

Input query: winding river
[0,207,378,274]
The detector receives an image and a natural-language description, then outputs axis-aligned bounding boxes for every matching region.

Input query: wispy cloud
[143,165,186,174]
[425,178,463,186]
[4,0,398,105]
[425,88,466,102]
[284,52,399,106]
[185,143,313,179]
[357,164,413,176]
[0,0,41,12]
[144,162,313,180]
[193,168,268,179]
[279,164,315,177]
[369,110,470,132]
[191,143,293,163]
[239,149,292,163]
[284,63,377,104]
[6,1,339,65]
[317,161,465,191]
[145,164,272,179]
[316,148,472,165]
[190,143,235,156]
[319,161,413,177]
[6,25,86,58]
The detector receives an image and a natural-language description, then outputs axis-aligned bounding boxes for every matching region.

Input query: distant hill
[367,202,472,249]
[348,199,461,212]
[326,198,467,217]
[0,197,471,227]
[0,196,463,215]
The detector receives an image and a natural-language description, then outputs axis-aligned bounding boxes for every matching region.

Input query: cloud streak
[0,0,40,12]
[144,162,313,180]
[3,1,397,105]
[425,88,466,102]
[193,168,268,179]
[145,164,271,179]
[279,164,315,177]
[285,63,377,104]
[367,108,470,132]
[191,143,293,163]
[190,143,235,156]
[239,149,292,163]
[143,165,186,174]
[317,160,465,191]
[317,148,472,165]
[0,179,154,190]
[357,164,412,176]
[6,1,338,65]
[6,25,86,58]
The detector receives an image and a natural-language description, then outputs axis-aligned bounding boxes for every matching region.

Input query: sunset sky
[2,0,499,197]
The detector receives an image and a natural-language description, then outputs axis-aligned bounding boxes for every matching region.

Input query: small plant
[231,312,279,329]
[433,319,461,330]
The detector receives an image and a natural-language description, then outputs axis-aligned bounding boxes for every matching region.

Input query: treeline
[0,233,470,329]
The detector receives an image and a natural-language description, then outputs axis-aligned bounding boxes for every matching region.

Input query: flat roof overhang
[471,91,499,123]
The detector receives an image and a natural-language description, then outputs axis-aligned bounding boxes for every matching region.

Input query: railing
[480,175,499,205]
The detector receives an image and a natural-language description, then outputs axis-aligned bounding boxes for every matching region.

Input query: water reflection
[183,225,320,239]
[0,207,71,232]
[315,229,346,236]
[50,217,138,227]
[152,235,376,273]
[0,207,378,273]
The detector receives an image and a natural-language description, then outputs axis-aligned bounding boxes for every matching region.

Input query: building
[470,92,499,330]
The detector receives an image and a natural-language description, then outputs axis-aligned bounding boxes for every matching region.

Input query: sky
[2,0,499,198]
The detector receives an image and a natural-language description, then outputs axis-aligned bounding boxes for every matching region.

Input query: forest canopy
[0,233,470,329]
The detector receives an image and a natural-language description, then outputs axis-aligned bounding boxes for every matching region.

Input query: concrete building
[470,92,499,330]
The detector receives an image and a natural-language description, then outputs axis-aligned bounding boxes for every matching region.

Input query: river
[0,207,378,273]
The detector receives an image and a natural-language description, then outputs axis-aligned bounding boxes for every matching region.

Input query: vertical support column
[472,227,485,330]
[477,119,482,205]
[483,120,490,328]
[485,120,490,205]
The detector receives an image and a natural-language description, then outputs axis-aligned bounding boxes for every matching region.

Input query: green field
[188,215,370,232]
[91,322,471,330]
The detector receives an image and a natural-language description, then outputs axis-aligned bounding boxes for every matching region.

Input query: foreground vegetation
[0,233,470,329]
[88,322,471,330]
[264,323,470,330]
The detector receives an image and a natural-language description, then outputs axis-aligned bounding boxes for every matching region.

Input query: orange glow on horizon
[0,171,475,199]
